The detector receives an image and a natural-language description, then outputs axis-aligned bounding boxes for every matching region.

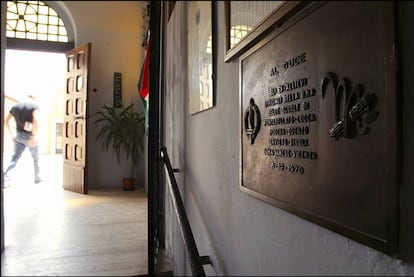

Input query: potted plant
[93,103,145,190]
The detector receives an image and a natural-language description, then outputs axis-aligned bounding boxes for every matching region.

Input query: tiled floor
[1,154,148,276]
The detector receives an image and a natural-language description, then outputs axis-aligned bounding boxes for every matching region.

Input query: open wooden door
[63,43,91,194]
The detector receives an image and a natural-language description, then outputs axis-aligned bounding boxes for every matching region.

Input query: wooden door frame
[148,1,163,275]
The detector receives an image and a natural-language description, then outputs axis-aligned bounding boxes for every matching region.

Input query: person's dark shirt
[10,102,39,135]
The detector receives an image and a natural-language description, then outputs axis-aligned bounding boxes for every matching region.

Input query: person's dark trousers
[4,132,41,183]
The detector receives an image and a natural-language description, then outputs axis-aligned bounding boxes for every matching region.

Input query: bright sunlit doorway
[2,49,66,257]
[3,49,65,189]
[2,49,66,273]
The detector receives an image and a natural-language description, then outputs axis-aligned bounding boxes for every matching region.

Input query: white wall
[164,2,188,274]
[163,2,414,276]
[64,1,146,189]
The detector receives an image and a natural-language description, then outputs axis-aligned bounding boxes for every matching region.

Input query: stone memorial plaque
[240,2,398,254]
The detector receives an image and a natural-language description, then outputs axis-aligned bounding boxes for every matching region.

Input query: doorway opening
[2,50,66,254]
[3,49,66,190]
[2,49,149,276]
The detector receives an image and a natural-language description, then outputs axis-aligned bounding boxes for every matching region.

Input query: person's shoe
[34,177,43,184]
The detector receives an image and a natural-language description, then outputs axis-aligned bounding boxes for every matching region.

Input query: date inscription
[271,162,305,174]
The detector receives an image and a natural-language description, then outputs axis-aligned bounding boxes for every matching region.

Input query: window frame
[224,1,309,62]
[187,1,216,115]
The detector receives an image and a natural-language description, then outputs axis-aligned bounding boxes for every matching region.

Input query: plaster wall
[63,1,146,189]
[163,2,414,276]
[163,2,187,274]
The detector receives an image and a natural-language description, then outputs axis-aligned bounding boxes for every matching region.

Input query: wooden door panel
[63,43,91,194]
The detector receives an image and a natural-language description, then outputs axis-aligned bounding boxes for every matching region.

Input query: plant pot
[123,177,135,191]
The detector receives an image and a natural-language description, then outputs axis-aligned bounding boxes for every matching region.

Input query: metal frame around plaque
[239,1,398,255]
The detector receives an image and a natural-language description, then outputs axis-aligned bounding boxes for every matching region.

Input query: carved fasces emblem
[321,72,379,140]
[244,98,261,144]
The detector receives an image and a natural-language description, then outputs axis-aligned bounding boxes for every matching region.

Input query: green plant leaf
[93,103,145,177]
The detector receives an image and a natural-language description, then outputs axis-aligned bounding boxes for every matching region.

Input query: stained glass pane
[8,13,19,20]
[25,14,37,22]
[49,16,58,25]
[28,3,38,12]
[25,20,36,31]
[16,31,25,38]
[17,3,27,14]
[7,19,18,29]
[9,6,17,14]
[38,24,47,33]
[38,14,48,24]
[16,20,25,31]
[25,5,36,15]
[59,26,67,36]
[49,9,57,16]
[48,25,58,34]
[48,34,58,41]
[38,5,48,14]
[27,32,37,39]
[38,33,47,40]
[58,36,68,43]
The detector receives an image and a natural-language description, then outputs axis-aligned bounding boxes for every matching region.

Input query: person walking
[4,94,42,187]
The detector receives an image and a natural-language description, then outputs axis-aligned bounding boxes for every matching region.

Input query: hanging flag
[138,40,150,135]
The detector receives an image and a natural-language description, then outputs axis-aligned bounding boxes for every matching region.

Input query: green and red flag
[138,40,150,134]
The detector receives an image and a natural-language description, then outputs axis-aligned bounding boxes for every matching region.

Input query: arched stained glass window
[6,0,69,43]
